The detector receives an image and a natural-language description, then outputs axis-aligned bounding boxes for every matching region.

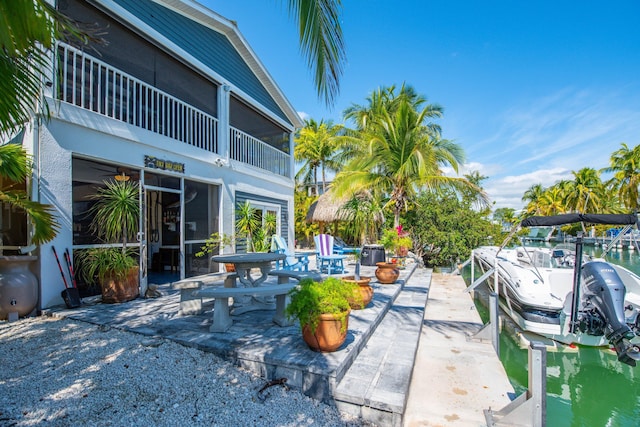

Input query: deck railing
[230,127,290,177]
[55,42,219,155]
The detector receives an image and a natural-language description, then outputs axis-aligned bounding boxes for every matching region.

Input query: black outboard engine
[579,261,640,366]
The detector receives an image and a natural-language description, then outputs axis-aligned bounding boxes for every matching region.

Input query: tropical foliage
[286,0,346,105]
[332,84,487,227]
[0,143,58,245]
[294,119,343,193]
[405,189,502,267]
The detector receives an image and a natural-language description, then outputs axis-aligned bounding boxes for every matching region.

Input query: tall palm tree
[333,88,485,227]
[294,118,343,193]
[603,143,640,211]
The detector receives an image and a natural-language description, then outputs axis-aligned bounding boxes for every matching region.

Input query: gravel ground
[0,317,367,427]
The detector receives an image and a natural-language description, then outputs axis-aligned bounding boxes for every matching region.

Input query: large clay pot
[0,256,38,319]
[342,276,373,309]
[101,266,139,303]
[301,312,349,352]
[375,262,400,284]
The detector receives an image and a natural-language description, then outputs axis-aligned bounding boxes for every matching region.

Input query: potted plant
[195,232,236,272]
[379,226,412,257]
[77,179,140,303]
[286,277,358,352]
[342,251,373,309]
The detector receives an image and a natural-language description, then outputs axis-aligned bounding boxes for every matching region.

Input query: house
[12,0,303,309]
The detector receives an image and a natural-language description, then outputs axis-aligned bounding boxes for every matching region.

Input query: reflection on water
[464,244,640,426]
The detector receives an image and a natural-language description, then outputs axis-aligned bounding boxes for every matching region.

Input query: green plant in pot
[286,277,359,352]
[379,227,412,257]
[77,179,140,303]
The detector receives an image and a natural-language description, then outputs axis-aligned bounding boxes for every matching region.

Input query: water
[463,244,640,426]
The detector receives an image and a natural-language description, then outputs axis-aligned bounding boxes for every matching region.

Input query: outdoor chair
[333,236,360,255]
[314,234,347,275]
[270,235,309,271]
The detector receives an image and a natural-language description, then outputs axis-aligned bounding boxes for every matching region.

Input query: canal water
[463,244,640,426]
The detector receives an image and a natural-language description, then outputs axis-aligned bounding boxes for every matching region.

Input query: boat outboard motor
[579,261,640,367]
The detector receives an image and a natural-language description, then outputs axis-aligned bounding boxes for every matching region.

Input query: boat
[470,213,640,366]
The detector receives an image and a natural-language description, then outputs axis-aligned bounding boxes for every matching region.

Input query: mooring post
[484,341,547,426]
[489,292,500,356]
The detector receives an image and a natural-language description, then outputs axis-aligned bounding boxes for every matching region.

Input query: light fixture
[114,172,130,182]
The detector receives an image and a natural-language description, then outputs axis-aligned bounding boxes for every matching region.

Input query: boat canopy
[521,213,638,227]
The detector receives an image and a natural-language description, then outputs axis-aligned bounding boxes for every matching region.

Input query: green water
[463,245,640,426]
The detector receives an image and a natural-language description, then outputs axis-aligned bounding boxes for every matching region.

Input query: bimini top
[521,213,638,227]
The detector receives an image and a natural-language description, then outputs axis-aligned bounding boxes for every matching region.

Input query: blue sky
[205,0,640,210]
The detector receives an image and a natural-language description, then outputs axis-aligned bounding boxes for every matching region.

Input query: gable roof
[100,0,302,128]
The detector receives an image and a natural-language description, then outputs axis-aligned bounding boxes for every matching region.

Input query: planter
[0,256,38,319]
[342,275,373,309]
[101,266,139,303]
[301,312,349,352]
[375,262,400,284]
[224,263,236,273]
[390,256,407,269]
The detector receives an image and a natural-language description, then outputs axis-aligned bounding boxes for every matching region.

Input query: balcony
[55,42,290,177]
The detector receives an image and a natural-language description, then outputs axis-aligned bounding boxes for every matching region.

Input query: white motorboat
[471,213,640,366]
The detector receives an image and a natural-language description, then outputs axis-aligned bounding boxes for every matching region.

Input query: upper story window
[59,0,217,117]
[230,96,290,154]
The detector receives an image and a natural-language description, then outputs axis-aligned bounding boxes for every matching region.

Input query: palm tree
[603,143,640,211]
[294,118,343,193]
[333,87,486,227]
[286,0,346,105]
[522,184,546,215]
[562,168,605,213]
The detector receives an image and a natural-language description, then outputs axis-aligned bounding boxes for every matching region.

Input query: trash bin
[360,244,385,266]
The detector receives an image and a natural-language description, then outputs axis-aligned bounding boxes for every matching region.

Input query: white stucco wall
[34,102,293,309]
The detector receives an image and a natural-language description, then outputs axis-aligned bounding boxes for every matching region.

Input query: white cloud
[297,111,310,121]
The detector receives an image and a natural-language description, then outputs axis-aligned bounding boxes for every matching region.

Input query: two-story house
[16,0,302,309]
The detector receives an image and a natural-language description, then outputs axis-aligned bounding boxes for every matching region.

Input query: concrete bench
[268,269,323,284]
[193,284,297,332]
[171,272,237,315]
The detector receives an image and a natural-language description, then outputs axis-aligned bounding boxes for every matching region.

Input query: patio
[47,258,431,426]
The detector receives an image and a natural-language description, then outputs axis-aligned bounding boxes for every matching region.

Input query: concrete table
[211,252,286,314]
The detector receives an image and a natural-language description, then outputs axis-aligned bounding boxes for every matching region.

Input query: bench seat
[171,272,237,315]
[193,284,297,332]
[268,269,323,284]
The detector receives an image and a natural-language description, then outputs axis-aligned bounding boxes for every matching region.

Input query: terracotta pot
[375,262,400,284]
[101,266,139,303]
[224,263,236,273]
[301,312,349,352]
[342,276,373,309]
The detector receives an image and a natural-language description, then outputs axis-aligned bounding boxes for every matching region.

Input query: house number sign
[145,155,185,173]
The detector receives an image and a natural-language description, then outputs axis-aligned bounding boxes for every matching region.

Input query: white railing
[55,42,219,154]
[230,127,290,177]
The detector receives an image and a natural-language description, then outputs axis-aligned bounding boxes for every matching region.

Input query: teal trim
[111,0,291,125]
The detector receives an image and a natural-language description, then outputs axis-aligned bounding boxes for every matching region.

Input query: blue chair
[270,235,309,271]
[314,234,346,274]
[333,236,360,255]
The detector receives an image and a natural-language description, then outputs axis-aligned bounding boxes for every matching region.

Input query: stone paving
[48,258,427,425]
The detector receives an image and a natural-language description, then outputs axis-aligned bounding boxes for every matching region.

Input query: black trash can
[360,244,386,266]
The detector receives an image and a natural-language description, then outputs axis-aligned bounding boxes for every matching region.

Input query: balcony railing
[55,42,219,154]
[55,42,291,178]
[230,127,290,177]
